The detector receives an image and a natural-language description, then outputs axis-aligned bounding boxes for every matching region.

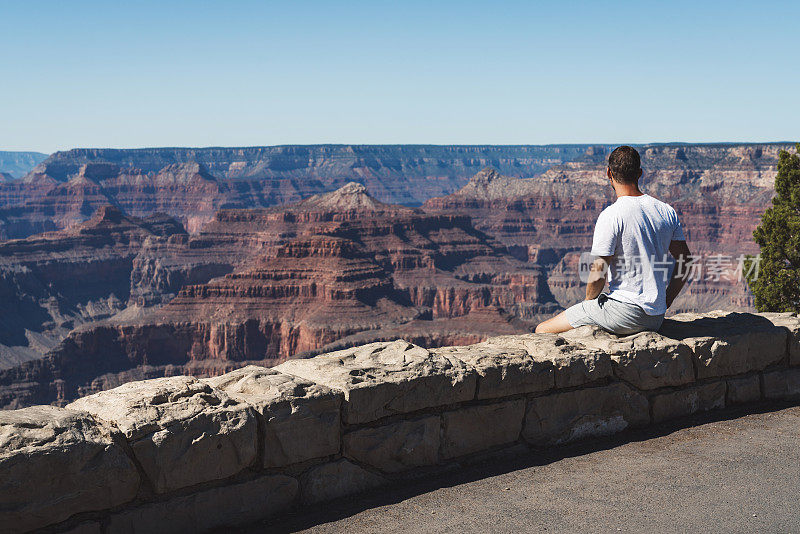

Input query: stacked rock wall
[1,311,799,533]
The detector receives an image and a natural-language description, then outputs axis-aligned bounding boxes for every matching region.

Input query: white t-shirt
[590,194,685,315]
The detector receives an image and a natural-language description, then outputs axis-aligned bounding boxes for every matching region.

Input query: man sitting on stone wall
[535,145,691,335]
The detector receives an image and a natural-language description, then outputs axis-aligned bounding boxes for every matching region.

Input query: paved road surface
[244,404,800,534]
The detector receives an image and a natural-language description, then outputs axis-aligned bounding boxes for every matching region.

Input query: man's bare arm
[666,240,691,309]
[586,256,612,300]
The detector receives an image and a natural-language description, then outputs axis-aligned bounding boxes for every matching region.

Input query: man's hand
[586,256,612,300]
[665,240,691,309]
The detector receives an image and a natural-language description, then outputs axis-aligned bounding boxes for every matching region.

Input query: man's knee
[535,312,573,334]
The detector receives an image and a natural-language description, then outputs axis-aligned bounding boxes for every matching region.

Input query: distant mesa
[0,150,48,180]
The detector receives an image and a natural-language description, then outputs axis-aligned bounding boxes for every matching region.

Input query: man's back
[591,194,685,316]
[535,145,691,336]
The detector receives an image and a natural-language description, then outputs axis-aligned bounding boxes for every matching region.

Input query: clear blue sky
[1,0,798,153]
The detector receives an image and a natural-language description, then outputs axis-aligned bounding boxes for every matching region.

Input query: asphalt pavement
[242,403,800,534]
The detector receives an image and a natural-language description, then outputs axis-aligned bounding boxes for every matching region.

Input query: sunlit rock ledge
[1,311,799,533]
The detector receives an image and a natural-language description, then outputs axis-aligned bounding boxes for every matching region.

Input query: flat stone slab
[522,383,649,446]
[300,459,386,504]
[471,333,612,389]
[206,366,341,467]
[434,342,553,399]
[344,416,440,473]
[651,381,727,423]
[68,376,257,493]
[561,326,695,390]
[441,400,525,459]
[108,474,297,534]
[0,406,140,533]
[276,340,476,424]
[660,311,788,379]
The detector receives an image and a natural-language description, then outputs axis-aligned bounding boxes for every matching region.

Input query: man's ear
[607,168,614,182]
[637,168,643,180]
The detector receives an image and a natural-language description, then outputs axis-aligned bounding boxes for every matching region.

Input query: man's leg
[535,310,574,334]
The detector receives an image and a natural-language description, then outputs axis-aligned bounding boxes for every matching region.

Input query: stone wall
[2,311,799,534]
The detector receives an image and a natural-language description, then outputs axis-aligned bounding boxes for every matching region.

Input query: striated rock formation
[0,184,557,408]
[0,162,223,239]
[0,145,597,239]
[0,206,187,370]
[1,311,798,533]
[0,143,793,410]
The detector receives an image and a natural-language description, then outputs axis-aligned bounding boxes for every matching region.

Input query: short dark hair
[608,145,641,184]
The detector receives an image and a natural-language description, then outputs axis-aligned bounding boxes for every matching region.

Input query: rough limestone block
[205,366,341,467]
[726,375,761,405]
[0,406,140,534]
[68,376,257,493]
[476,332,612,389]
[561,327,694,390]
[300,459,386,504]
[522,383,649,446]
[763,368,800,401]
[275,340,476,424]
[660,311,788,379]
[108,474,298,534]
[434,342,553,399]
[344,416,440,472]
[441,400,525,459]
[650,381,727,423]
[761,312,800,367]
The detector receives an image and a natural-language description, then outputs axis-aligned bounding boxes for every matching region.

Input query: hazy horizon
[3,140,798,159]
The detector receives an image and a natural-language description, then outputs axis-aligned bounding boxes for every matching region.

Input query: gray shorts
[565,294,664,335]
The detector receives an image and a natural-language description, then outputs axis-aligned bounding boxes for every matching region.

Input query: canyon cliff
[0,206,187,370]
[0,145,596,239]
[0,142,791,409]
[0,184,556,407]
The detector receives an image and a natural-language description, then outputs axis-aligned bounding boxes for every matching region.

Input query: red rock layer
[0,184,557,407]
[0,146,601,240]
